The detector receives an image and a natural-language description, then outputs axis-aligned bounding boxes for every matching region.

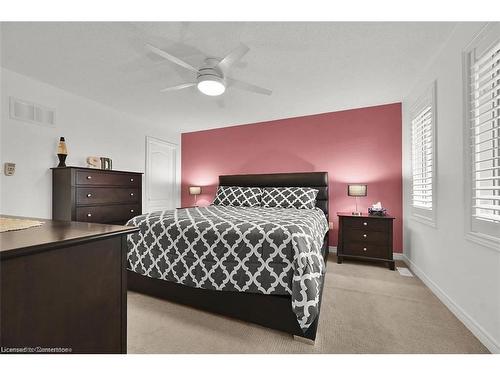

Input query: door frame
[145,136,179,213]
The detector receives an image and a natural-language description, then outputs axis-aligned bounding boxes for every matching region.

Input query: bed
[127,172,329,341]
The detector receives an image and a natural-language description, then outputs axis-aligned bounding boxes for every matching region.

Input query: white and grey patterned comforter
[127,205,329,331]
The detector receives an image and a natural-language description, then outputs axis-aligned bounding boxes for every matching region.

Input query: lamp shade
[189,186,201,195]
[347,184,367,197]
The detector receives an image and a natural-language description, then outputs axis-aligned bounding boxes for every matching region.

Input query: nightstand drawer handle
[130,209,134,213]
[87,193,92,198]
[363,247,367,251]
[87,213,92,217]
[130,178,134,182]
[363,222,367,226]
[130,192,134,196]
[86,175,92,180]
[363,234,367,238]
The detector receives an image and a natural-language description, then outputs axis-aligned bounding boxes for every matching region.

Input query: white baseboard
[328,246,404,261]
[402,254,499,354]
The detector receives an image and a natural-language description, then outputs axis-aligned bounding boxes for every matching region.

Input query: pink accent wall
[181,103,403,252]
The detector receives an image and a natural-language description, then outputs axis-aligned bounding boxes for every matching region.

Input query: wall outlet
[329,221,334,230]
[4,162,15,176]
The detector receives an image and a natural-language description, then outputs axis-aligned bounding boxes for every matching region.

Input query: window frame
[463,22,500,251]
[410,80,438,227]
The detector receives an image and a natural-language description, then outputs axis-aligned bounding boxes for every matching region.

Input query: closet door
[145,136,178,212]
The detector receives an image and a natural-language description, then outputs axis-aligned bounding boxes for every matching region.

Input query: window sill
[465,232,500,252]
[411,213,436,228]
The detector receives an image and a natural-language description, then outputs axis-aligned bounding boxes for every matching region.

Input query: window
[411,81,437,225]
[464,23,500,247]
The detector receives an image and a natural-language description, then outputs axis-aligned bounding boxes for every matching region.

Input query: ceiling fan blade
[226,77,272,96]
[218,43,250,71]
[146,44,198,73]
[160,83,196,92]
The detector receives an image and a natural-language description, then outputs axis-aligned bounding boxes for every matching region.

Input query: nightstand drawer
[343,217,389,232]
[343,243,388,259]
[344,228,389,244]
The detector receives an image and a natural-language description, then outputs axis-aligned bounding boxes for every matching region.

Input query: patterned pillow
[212,186,262,207]
[261,187,319,209]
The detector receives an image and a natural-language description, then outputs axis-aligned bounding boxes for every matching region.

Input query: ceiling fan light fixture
[197,76,226,96]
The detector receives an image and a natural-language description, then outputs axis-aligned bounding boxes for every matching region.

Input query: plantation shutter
[411,103,434,210]
[470,38,500,232]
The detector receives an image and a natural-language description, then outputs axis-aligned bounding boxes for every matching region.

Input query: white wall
[402,23,500,353]
[0,68,181,218]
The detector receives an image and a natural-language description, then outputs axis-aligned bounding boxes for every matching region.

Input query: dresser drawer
[76,204,140,223]
[344,228,389,244]
[76,187,139,205]
[76,170,140,187]
[342,217,389,232]
[342,243,388,259]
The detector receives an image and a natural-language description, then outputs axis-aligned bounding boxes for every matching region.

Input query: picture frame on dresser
[52,166,143,225]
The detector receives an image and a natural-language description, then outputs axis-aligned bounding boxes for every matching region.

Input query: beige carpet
[127,255,489,354]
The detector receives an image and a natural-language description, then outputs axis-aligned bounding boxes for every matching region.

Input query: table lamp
[348,184,367,216]
[189,186,201,206]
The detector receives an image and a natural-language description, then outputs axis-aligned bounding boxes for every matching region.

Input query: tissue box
[368,208,387,216]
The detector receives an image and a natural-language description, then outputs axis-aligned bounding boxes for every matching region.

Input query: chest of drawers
[52,167,143,225]
[0,217,138,353]
[337,212,395,270]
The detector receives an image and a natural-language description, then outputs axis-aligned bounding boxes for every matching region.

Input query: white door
[145,136,178,212]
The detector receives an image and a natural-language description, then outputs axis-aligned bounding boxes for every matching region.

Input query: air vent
[9,97,55,126]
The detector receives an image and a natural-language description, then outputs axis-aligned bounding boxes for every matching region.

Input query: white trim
[328,246,404,261]
[465,232,500,252]
[392,252,405,261]
[402,254,499,354]
[411,213,437,228]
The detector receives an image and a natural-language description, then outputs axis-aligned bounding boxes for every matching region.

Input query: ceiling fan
[146,43,272,97]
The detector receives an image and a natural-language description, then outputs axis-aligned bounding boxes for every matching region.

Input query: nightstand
[337,212,395,270]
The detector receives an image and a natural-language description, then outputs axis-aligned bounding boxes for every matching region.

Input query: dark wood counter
[0,216,138,354]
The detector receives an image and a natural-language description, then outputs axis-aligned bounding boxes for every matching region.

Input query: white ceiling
[1,22,458,133]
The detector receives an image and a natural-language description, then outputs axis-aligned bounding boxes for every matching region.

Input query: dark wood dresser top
[0,215,138,259]
[50,166,144,174]
[337,212,396,219]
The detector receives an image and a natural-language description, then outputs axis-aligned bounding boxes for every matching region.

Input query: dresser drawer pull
[87,193,92,198]
[130,178,134,182]
[130,209,134,213]
[363,234,367,238]
[87,213,92,217]
[363,222,367,226]
[363,247,367,251]
[130,192,134,196]
[86,175,92,180]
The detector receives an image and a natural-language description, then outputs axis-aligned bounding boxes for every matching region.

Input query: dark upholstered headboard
[218,172,329,218]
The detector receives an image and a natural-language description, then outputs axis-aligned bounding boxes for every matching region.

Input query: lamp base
[351,211,363,216]
[57,154,67,167]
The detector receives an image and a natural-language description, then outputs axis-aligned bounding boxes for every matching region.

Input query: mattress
[127,205,328,331]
